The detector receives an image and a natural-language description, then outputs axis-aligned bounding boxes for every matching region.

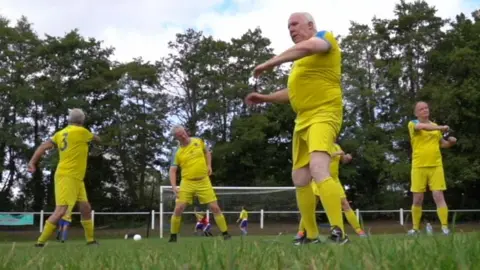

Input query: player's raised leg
[341,198,366,237]
[308,123,347,244]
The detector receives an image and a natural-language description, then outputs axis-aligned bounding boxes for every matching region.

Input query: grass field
[1,232,480,270]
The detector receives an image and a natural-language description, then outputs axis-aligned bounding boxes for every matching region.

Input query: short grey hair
[292,12,317,31]
[68,108,85,125]
[170,124,185,136]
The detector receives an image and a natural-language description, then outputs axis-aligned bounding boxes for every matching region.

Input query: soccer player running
[294,143,366,242]
[55,214,71,242]
[245,12,348,245]
[236,206,248,236]
[168,125,231,242]
[407,101,456,236]
[28,109,100,247]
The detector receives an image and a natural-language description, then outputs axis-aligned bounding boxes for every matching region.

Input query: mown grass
[1,232,479,270]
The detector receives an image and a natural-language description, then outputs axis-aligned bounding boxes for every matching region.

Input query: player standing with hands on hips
[168,125,231,242]
[245,12,348,245]
[28,109,100,247]
[407,101,456,236]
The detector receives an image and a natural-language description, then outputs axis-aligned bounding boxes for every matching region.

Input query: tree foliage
[1,2,480,216]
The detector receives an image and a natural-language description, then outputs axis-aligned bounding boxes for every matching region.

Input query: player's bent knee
[432,191,446,204]
[51,206,68,221]
[208,202,222,214]
[174,202,187,215]
[309,152,330,181]
[292,167,311,187]
[412,192,424,205]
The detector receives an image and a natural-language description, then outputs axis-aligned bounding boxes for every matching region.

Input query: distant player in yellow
[407,101,456,236]
[245,12,347,245]
[28,109,100,247]
[168,125,231,242]
[236,206,248,236]
[295,143,366,242]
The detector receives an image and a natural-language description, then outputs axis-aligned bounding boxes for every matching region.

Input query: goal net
[158,186,321,238]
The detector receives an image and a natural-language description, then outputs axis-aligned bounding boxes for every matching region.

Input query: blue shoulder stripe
[315,30,331,50]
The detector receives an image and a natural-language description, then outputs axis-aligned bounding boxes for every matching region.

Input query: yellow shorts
[292,121,341,170]
[55,176,88,214]
[177,176,217,205]
[410,166,446,193]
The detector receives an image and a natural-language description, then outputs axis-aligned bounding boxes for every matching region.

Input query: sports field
[1,232,479,270]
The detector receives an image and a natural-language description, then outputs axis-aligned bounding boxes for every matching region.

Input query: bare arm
[205,150,212,169]
[169,166,178,188]
[414,123,446,131]
[264,88,290,104]
[263,37,331,67]
[29,141,55,166]
[440,137,457,149]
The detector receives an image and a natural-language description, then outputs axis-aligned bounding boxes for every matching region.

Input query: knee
[292,167,311,187]
[174,203,186,215]
[432,191,446,205]
[79,202,92,219]
[309,152,330,181]
[209,203,221,214]
[53,207,68,220]
[412,193,424,206]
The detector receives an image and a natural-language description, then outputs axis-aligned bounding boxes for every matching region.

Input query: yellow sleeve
[408,120,418,137]
[84,128,94,142]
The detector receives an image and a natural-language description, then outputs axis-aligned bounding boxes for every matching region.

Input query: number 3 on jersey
[60,132,68,151]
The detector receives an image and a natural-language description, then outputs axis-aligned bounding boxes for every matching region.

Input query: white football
[133,234,142,241]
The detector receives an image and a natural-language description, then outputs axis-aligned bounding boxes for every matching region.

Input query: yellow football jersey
[171,137,209,180]
[329,143,342,179]
[239,210,248,220]
[50,125,93,180]
[287,30,343,131]
[408,120,443,167]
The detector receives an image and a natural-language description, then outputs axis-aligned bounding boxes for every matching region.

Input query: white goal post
[159,185,298,238]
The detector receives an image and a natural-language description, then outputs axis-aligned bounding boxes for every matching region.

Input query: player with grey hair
[245,12,348,245]
[68,108,86,125]
[167,124,231,242]
[29,108,101,247]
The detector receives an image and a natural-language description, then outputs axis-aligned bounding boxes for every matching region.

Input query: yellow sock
[296,184,319,239]
[214,214,228,232]
[298,218,305,233]
[315,177,344,237]
[170,215,182,234]
[37,220,57,244]
[437,207,448,229]
[344,209,361,231]
[412,205,422,231]
[80,219,95,242]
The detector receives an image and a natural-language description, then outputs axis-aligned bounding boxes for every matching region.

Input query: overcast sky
[1,0,478,63]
